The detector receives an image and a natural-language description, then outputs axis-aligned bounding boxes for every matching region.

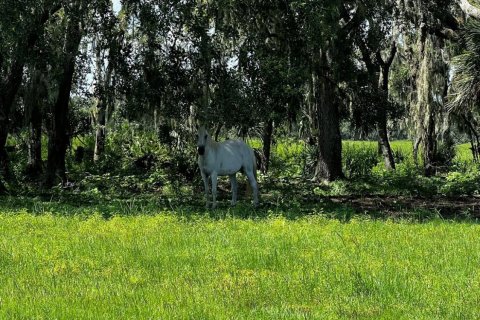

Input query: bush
[431,139,456,170]
[371,161,440,196]
[440,169,480,196]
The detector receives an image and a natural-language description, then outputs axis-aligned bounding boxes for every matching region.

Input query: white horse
[196,126,259,208]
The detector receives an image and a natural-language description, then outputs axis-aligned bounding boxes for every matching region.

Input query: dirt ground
[329,195,480,218]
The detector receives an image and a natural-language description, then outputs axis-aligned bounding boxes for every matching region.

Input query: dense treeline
[1,0,480,193]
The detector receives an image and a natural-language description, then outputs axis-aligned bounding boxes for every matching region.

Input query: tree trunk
[0,125,8,179]
[414,27,446,176]
[424,112,436,176]
[470,135,478,162]
[45,9,83,187]
[93,98,106,163]
[377,48,397,170]
[27,102,43,176]
[214,123,222,142]
[262,118,274,173]
[313,82,343,181]
[92,31,115,163]
[312,51,343,181]
[0,61,24,179]
[0,118,6,192]
[462,115,480,162]
[376,116,395,170]
[413,137,421,167]
[0,115,8,177]
[358,36,397,170]
[25,69,46,177]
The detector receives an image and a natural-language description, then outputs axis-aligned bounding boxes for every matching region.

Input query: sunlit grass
[390,140,414,159]
[0,212,479,319]
[455,143,474,164]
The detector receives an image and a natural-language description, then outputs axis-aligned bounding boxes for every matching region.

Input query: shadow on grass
[0,187,478,223]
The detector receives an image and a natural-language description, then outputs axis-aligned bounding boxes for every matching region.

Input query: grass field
[1,209,480,319]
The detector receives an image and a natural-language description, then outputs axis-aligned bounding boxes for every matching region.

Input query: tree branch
[339,3,364,35]
[385,41,397,68]
[375,41,396,69]
[358,38,376,73]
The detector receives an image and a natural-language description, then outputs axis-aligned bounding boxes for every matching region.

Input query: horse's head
[196,126,209,155]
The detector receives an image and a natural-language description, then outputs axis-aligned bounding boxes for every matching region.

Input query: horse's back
[220,139,253,158]
[216,139,254,175]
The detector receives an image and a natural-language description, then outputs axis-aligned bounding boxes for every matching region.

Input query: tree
[448,19,480,160]
[45,2,86,186]
[393,0,457,175]
[220,1,305,172]
[24,67,48,177]
[91,2,122,163]
[295,0,359,181]
[351,0,398,170]
[0,1,61,189]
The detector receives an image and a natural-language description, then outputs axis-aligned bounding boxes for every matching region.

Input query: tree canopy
[1,0,480,192]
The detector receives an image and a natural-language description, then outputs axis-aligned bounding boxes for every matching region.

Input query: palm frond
[447,20,480,113]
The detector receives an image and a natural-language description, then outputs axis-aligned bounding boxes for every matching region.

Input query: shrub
[371,161,440,196]
[434,140,456,169]
[440,169,480,196]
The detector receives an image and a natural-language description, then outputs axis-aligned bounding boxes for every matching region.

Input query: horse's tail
[253,152,258,181]
[246,149,257,195]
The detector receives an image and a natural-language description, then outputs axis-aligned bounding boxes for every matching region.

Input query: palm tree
[449,19,480,111]
[448,19,480,161]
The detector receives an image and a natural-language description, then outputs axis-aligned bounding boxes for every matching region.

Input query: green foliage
[76,120,166,174]
[448,19,480,112]
[441,168,480,196]
[5,128,480,201]
[314,180,350,197]
[371,162,438,196]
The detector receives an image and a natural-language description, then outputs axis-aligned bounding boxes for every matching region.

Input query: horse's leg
[211,171,218,209]
[229,174,237,206]
[201,170,210,208]
[245,170,259,207]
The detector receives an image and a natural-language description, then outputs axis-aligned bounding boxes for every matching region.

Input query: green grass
[1,208,480,319]
[455,143,474,165]
[258,139,419,179]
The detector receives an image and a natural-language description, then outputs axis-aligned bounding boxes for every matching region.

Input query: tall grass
[0,212,479,319]
[252,139,417,179]
[342,141,378,178]
[454,143,475,169]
